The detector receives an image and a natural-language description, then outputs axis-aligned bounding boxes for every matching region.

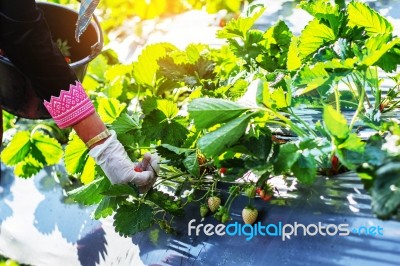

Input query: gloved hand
[88,130,160,192]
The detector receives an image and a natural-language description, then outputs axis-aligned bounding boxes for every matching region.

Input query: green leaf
[146,189,184,216]
[294,59,354,95]
[31,131,62,165]
[142,110,188,146]
[132,43,177,87]
[102,184,139,197]
[113,203,153,237]
[14,155,43,178]
[299,0,342,34]
[291,154,317,185]
[68,177,111,205]
[158,144,190,155]
[157,99,179,119]
[97,97,126,124]
[1,131,31,166]
[263,87,290,109]
[216,5,266,39]
[323,105,349,140]
[298,18,337,59]
[242,132,272,160]
[372,162,400,218]
[104,64,132,98]
[337,133,365,152]
[93,196,118,219]
[274,142,300,174]
[183,152,200,178]
[287,36,302,71]
[81,157,96,184]
[361,36,400,67]
[86,54,109,82]
[198,113,254,157]
[111,112,140,134]
[293,63,329,95]
[188,98,250,129]
[348,1,393,36]
[64,134,89,175]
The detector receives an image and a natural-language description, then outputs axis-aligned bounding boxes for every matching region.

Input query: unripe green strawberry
[200,204,209,217]
[244,185,256,198]
[242,206,258,224]
[221,213,231,223]
[207,196,221,212]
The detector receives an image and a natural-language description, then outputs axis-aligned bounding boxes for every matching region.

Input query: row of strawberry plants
[2,0,400,236]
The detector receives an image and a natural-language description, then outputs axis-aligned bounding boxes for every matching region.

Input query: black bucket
[0,2,103,119]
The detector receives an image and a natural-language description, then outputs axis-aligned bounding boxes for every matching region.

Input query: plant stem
[288,108,318,137]
[262,108,308,138]
[349,75,366,129]
[334,83,340,111]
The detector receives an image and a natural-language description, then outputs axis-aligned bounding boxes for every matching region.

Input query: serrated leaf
[157,99,179,119]
[198,113,254,157]
[263,87,290,109]
[158,144,189,155]
[104,64,132,98]
[146,189,184,216]
[1,131,31,166]
[188,98,250,129]
[86,54,109,81]
[132,43,177,87]
[291,154,317,185]
[216,5,266,39]
[287,36,302,71]
[81,156,96,184]
[372,162,400,218]
[183,152,200,178]
[242,132,272,160]
[64,134,88,175]
[68,177,111,205]
[362,36,400,67]
[338,133,365,152]
[102,184,139,197]
[293,60,353,95]
[299,0,342,34]
[293,63,329,95]
[323,105,349,140]
[97,97,126,124]
[274,143,300,174]
[14,155,43,178]
[298,18,336,59]
[142,110,188,146]
[113,203,153,236]
[31,131,62,165]
[111,112,140,134]
[93,197,118,219]
[348,1,393,36]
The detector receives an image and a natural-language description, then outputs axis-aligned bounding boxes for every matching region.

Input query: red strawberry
[331,155,339,174]
[261,194,272,202]
[65,57,71,64]
[134,166,143,172]
[242,206,258,224]
[219,167,227,175]
[207,196,221,212]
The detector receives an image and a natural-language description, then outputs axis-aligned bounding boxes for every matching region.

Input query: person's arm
[0,1,159,190]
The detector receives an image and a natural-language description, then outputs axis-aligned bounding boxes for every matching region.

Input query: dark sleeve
[0,2,77,101]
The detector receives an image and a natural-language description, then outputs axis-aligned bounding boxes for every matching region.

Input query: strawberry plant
[2,0,400,237]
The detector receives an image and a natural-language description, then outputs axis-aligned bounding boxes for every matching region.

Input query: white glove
[88,130,160,192]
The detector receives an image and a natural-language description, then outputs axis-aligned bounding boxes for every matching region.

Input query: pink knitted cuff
[43,81,95,128]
